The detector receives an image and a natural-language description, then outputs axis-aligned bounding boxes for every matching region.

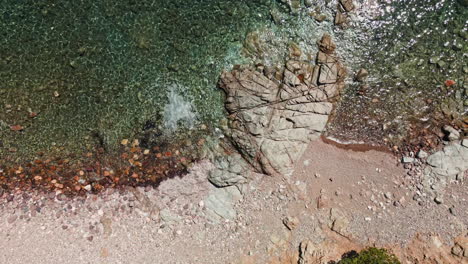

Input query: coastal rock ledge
[219,34,346,176]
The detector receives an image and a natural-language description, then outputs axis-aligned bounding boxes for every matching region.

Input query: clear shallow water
[327,0,467,149]
[0,0,466,161]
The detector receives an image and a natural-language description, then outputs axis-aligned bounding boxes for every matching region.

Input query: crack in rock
[219,34,346,176]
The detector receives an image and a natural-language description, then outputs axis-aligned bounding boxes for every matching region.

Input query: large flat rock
[219,35,346,176]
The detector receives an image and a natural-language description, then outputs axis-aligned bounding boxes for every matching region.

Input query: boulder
[208,154,250,187]
[423,141,468,199]
[219,35,345,176]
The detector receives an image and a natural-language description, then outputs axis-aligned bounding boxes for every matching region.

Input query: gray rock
[423,141,468,200]
[160,209,180,223]
[204,186,242,223]
[402,156,415,163]
[443,125,460,141]
[208,154,250,187]
[461,138,468,148]
[283,216,300,230]
[417,150,429,159]
[219,34,346,176]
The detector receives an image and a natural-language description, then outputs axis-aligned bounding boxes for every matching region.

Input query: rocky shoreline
[0,0,467,263]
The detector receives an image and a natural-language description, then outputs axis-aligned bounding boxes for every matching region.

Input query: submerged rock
[443,125,461,141]
[219,34,346,176]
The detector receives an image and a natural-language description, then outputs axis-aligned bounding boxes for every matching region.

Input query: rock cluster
[335,0,356,27]
[422,140,468,200]
[219,34,346,176]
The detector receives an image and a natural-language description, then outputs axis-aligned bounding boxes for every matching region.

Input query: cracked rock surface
[219,34,346,176]
[423,140,468,199]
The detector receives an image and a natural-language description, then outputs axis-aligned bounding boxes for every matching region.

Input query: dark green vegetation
[0,0,273,162]
[338,248,401,264]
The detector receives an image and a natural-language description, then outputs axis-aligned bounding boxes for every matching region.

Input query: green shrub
[338,248,400,264]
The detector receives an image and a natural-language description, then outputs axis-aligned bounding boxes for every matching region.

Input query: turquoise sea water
[0,0,466,162]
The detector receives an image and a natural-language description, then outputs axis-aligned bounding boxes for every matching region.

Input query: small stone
[451,244,463,257]
[434,196,443,204]
[384,192,393,199]
[417,150,428,159]
[355,68,368,82]
[442,125,460,141]
[317,194,328,209]
[7,215,17,224]
[339,0,356,12]
[283,216,300,230]
[449,206,456,215]
[461,139,468,148]
[402,157,415,163]
[83,185,92,192]
[87,236,94,242]
[364,217,371,222]
[317,34,336,54]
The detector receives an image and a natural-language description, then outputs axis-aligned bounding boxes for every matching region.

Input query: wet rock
[100,216,112,238]
[219,34,345,176]
[355,68,368,82]
[283,216,300,230]
[208,154,250,187]
[314,14,327,22]
[462,139,468,148]
[334,10,347,26]
[317,34,336,54]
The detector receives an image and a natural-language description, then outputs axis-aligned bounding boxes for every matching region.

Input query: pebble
[283,216,300,230]
[364,217,371,222]
[7,215,17,224]
[449,206,456,216]
[84,185,92,192]
[384,192,393,199]
[402,157,415,163]
[417,150,428,159]
[434,196,443,204]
